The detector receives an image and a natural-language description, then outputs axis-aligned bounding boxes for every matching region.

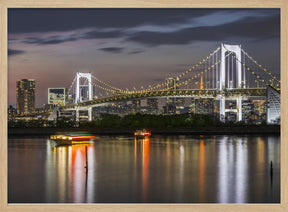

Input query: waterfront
[8,134,280,203]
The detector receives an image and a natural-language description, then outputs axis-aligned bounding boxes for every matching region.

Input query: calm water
[8,134,280,203]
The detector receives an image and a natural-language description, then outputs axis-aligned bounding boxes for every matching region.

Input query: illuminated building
[188,98,196,114]
[8,105,17,115]
[225,100,237,122]
[147,98,158,114]
[242,100,254,123]
[163,104,176,114]
[252,99,266,124]
[225,112,237,122]
[131,99,141,114]
[8,105,17,121]
[48,88,67,106]
[16,79,35,114]
[192,98,215,115]
[266,86,280,124]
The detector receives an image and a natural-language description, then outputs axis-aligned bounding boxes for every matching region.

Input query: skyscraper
[16,79,35,114]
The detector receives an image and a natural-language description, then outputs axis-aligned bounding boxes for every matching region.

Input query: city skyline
[8,8,280,107]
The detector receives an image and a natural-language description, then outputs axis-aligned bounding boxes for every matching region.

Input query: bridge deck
[63,88,267,109]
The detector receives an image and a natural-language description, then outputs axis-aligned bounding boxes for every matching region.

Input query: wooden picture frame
[1,0,287,211]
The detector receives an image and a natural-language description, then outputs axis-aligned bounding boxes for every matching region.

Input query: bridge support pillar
[88,107,92,121]
[219,95,243,123]
[237,97,242,122]
[75,108,79,123]
[219,95,225,122]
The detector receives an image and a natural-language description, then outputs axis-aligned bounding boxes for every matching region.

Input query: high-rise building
[48,88,67,106]
[147,98,158,114]
[16,79,35,114]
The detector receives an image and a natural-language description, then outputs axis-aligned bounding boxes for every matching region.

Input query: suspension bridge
[48,43,280,124]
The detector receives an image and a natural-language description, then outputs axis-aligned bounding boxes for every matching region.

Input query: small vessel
[134,129,151,139]
[50,133,95,145]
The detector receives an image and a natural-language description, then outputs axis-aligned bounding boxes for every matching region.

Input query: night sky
[8,8,280,107]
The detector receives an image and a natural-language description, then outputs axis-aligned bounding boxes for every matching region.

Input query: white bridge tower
[219,44,244,122]
[75,72,93,121]
[75,72,93,103]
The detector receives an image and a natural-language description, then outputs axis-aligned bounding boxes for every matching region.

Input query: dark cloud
[19,30,125,46]
[8,8,215,34]
[23,35,79,45]
[127,49,144,54]
[8,49,25,56]
[98,47,124,54]
[83,30,125,39]
[9,9,280,49]
[126,15,280,46]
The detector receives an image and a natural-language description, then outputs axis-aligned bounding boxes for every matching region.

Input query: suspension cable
[231,54,276,88]
[159,51,233,91]
[67,76,77,95]
[139,47,221,92]
[241,48,280,83]
[91,75,125,92]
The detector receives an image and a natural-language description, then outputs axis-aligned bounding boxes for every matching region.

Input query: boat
[134,129,151,139]
[50,133,95,145]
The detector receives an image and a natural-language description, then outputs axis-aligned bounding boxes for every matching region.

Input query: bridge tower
[220,44,243,90]
[75,72,93,103]
[219,44,244,122]
[74,72,93,121]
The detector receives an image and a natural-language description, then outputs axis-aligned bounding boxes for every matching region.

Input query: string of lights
[91,81,122,94]
[91,75,125,92]
[232,54,279,88]
[159,52,233,91]
[241,48,280,83]
[67,76,77,95]
[140,47,221,92]
[222,45,279,88]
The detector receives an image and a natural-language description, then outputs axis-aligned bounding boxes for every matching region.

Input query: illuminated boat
[134,129,151,139]
[50,133,95,145]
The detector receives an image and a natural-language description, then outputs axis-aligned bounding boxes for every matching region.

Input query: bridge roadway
[62,87,268,110]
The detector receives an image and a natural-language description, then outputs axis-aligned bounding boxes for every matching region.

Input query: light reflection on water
[8,135,280,203]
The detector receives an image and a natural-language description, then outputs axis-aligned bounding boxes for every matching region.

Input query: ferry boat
[50,133,95,145]
[134,129,151,139]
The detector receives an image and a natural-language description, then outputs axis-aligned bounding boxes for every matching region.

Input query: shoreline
[8,125,280,136]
